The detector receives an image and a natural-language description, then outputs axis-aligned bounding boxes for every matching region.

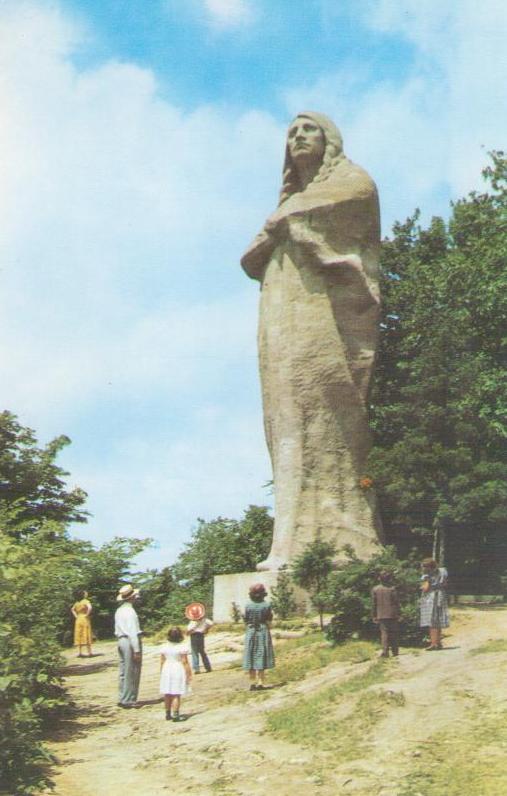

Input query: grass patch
[270,634,377,685]
[210,775,240,794]
[399,705,507,796]
[224,635,378,705]
[266,659,404,759]
[469,639,507,656]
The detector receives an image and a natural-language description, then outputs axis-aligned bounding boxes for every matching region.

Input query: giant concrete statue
[241,112,383,571]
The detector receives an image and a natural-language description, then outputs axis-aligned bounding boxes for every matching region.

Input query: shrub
[0,525,151,793]
[0,528,70,794]
[270,566,298,619]
[292,537,336,629]
[325,546,422,646]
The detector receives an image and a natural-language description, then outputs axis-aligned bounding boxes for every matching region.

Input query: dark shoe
[165,710,172,721]
[205,669,212,673]
[172,713,183,722]
[249,684,258,691]
[193,671,201,675]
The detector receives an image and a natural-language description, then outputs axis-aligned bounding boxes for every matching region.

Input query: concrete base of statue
[212,570,310,622]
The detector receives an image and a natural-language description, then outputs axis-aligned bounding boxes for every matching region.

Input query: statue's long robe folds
[241,152,383,570]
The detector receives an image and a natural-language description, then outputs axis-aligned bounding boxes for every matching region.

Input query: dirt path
[43,608,507,796]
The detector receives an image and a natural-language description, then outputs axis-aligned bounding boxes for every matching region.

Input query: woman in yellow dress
[71,590,93,657]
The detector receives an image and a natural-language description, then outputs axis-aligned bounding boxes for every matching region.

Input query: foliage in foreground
[0,523,151,794]
[0,413,150,794]
[325,546,421,645]
[0,527,67,794]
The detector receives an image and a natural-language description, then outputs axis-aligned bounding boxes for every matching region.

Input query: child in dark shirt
[371,571,400,657]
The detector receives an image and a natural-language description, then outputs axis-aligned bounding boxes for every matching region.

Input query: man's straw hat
[116,584,140,602]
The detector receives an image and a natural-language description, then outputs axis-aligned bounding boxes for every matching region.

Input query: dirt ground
[42,608,507,796]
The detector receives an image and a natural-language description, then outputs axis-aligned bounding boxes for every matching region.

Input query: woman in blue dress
[420,558,449,650]
[243,583,275,690]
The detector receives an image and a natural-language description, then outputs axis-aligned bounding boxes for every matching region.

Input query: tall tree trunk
[432,518,446,565]
[432,520,439,561]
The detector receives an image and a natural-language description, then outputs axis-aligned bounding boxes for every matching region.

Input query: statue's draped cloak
[242,147,383,569]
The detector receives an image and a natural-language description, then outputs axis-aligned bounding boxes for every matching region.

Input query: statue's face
[287,116,325,164]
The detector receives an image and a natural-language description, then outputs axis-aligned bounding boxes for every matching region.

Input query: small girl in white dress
[159,626,192,721]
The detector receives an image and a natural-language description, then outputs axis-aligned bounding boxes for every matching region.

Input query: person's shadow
[130,698,164,707]
[61,659,114,676]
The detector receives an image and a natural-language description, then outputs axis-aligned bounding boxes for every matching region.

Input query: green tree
[134,566,176,632]
[0,411,88,538]
[270,565,298,620]
[370,152,507,590]
[75,536,152,639]
[291,537,336,629]
[170,505,273,610]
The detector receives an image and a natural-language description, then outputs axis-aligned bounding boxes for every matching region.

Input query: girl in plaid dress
[419,558,449,650]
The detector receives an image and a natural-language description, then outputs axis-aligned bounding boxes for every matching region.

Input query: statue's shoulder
[331,157,378,199]
[280,158,379,216]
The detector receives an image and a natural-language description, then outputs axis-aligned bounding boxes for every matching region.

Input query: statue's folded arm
[240,230,276,281]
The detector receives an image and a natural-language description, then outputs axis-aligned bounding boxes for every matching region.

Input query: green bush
[0,412,153,793]
[0,528,70,794]
[325,546,422,646]
[271,566,298,619]
[292,537,336,629]
[0,524,152,793]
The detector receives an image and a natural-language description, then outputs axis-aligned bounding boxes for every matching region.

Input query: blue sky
[64,1,414,110]
[1,0,506,569]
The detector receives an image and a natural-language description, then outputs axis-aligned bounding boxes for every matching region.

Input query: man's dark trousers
[190,632,211,673]
[379,619,399,657]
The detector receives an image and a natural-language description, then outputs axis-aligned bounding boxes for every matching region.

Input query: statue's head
[279,111,344,204]
[286,116,326,168]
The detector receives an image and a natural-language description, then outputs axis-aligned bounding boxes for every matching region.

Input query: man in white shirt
[114,584,142,707]
[186,606,213,674]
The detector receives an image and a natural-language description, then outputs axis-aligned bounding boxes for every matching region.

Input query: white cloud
[203,0,255,30]
[363,0,507,197]
[0,1,278,564]
[74,407,272,569]
[284,1,507,230]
